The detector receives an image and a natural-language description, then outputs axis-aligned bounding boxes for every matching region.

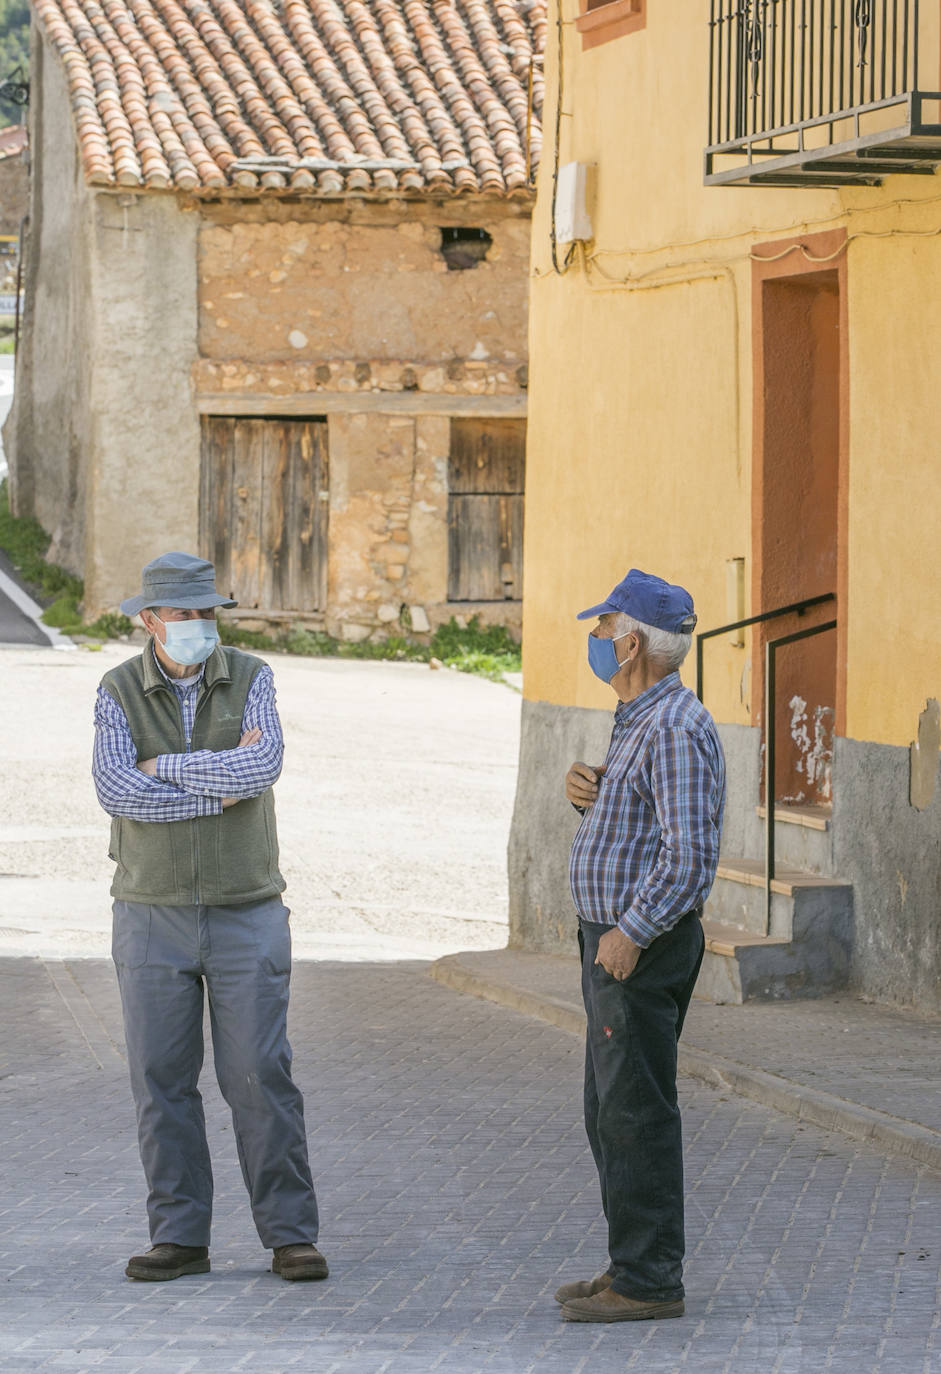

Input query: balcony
[705,1,941,187]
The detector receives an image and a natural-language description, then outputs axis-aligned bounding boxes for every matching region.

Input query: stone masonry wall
[193,199,530,639]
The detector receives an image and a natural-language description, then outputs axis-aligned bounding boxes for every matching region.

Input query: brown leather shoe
[272,1243,329,1281]
[561,1287,684,1322]
[125,1243,210,1281]
[553,1270,613,1305]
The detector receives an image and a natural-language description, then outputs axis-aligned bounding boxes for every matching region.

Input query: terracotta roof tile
[33,0,545,195]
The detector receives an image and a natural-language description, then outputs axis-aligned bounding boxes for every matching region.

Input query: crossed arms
[92,666,284,823]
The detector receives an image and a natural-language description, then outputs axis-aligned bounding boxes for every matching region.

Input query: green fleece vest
[101,643,285,906]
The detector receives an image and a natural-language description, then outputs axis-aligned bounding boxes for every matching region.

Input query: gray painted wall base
[509,699,941,1014]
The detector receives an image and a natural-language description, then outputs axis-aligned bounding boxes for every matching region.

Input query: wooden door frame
[751,228,849,740]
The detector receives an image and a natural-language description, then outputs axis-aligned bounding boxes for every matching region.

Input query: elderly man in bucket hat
[92,552,326,1284]
[555,569,725,1323]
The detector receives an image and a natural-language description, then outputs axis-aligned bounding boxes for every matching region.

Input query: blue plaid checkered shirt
[569,672,726,948]
[93,648,284,823]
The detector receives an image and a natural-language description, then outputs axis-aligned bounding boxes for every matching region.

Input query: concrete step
[700,860,854,1003]
[753,802,832,873]
[709,857,851,939]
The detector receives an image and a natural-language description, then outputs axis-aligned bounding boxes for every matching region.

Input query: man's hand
[565,761,606,807]
[595,927,642,981]
[221,728,263,808]
[136,727,262,778]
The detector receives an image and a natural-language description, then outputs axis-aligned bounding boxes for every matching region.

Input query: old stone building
[8,0,544,636]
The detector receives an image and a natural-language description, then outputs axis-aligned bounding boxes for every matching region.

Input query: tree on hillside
[0,0,30,128]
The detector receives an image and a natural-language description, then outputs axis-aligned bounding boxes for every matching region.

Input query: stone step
[698,912,851,1004]
[699,860,854,1003]
[709,857,850,939]
[752,802,832,872]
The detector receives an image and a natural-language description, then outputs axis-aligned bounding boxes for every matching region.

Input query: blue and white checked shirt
[569,672,726,947]
[93,648,284,823]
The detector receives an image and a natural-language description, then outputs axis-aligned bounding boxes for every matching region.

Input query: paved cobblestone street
[2,957,939,1373]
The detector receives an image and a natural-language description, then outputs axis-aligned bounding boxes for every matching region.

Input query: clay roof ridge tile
[182,0,299,158]
[36,0,543,195]
[399,0,508,184]
[300,0,417,164]
[369,0,467,160]
[104,0,229,181]
[147,0,268,159]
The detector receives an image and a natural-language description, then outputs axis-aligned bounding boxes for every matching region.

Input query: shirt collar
[613,671,683,726]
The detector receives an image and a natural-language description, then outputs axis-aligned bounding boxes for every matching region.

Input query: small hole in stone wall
[439,227,492,271]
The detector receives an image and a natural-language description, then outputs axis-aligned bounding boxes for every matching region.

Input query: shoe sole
[562,1300,684,1323]
[272,1259,329,1281]
[125,1259,210,1282]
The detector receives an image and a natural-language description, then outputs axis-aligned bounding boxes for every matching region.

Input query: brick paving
[2,957,940,1373]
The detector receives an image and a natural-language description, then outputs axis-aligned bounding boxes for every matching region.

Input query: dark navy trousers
[578,912,704,1302]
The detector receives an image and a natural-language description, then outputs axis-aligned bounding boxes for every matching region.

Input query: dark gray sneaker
[272,1243,329,1281]
[125,1243,210,1281]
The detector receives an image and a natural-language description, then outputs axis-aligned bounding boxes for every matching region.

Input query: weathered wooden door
[447,417,525,601]
[754,270,841,806]
[200,416,328,611]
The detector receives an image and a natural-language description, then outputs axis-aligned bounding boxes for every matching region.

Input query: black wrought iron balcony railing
[706,1,941,186]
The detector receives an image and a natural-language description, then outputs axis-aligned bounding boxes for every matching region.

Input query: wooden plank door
[447,417,526,601]
[200,416,328,611]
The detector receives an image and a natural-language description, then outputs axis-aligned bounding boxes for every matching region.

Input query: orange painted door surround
[751,229,849,807]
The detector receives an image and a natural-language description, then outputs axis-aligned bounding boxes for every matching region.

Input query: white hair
[612,613,692,673]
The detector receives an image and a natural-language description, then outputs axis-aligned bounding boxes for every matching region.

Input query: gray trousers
[112,897,319,1249]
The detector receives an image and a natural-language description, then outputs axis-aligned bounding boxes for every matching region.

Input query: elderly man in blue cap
[555,569,725,1324]
[92,552,326,1284]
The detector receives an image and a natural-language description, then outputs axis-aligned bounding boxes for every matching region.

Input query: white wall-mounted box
[553,161,594,244]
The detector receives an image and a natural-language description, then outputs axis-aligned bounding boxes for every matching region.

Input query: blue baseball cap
[576,569,697,634]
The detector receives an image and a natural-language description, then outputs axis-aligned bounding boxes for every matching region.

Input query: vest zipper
[179,689,198,905]
[190,681,217,906]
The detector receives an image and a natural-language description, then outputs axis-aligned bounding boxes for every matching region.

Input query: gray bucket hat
[120,552,238,616]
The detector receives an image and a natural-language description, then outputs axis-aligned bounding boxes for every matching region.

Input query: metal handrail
[695,592,835,702]
[764,620,837,930]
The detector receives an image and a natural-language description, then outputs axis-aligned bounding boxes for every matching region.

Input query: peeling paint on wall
[909,698,940,811]
[785,695,834,803]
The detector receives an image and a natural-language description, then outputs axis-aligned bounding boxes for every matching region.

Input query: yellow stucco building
[509,0,941,1013]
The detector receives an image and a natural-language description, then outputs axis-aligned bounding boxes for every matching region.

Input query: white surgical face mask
[154,615,220,667]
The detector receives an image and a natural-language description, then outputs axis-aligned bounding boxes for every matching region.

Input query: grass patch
[0,478,83,602]
[222,615,521,682]
[0,479,132,639]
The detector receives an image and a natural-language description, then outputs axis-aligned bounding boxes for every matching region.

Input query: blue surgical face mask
[587,630,630,684]
[156,615,220,667]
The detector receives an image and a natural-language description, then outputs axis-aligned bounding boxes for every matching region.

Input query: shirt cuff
[616,909,659,948]
[194,796,223,817]
[154,754,185,785]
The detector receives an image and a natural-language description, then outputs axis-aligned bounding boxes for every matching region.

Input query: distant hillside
[0,0,29,128]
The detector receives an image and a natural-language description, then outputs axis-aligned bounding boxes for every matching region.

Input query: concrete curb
[0,561,76,650]
[429,953,941,1174]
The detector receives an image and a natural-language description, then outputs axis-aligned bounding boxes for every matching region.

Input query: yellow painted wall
[845,229,941,747]
[524,0,941,747]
